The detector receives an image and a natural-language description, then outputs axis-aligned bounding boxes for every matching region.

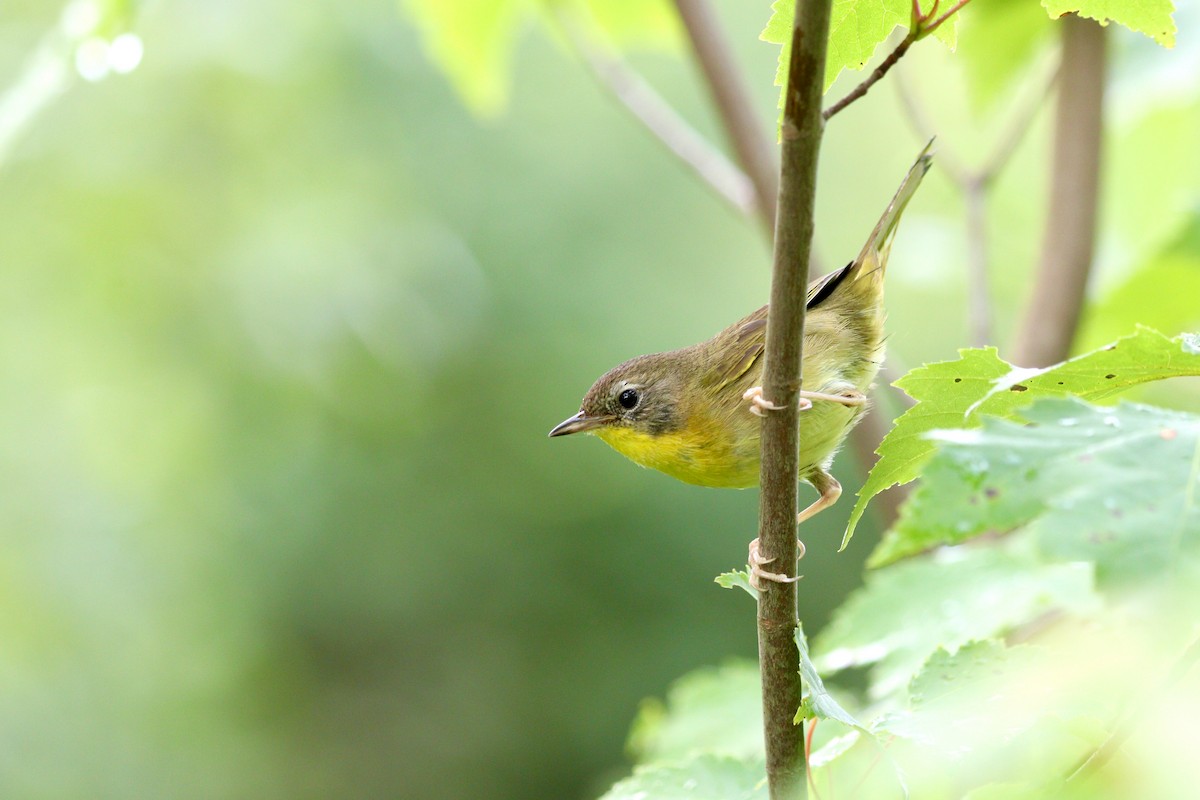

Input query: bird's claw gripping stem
[744,386,866,417]
[748,537,806,591]
[744,387,812,417]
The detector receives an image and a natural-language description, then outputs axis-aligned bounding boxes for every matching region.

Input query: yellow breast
[595,421,760,489]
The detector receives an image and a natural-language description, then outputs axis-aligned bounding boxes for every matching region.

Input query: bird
[549,144,932,586]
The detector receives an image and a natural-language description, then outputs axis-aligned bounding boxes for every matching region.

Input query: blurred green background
[0,0,1196,798]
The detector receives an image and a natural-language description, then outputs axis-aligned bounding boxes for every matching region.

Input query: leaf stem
[757,0,832,794]
[805,720,824,800]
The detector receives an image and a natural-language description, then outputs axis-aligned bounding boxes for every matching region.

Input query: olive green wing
[703,272,846,392]
[702,305,767,392]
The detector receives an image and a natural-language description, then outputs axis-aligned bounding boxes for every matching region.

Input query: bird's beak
[548,411,612,437]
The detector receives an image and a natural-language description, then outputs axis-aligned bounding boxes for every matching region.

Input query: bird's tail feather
[854,138,934,273]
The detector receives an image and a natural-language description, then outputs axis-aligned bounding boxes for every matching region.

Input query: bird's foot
[799,389,867,407]
[748,537,806,591]
[743,386,813,418]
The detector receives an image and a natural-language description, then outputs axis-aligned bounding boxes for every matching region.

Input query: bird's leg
[799,389,867,407]
[748,537,806,591]
[749,472,841,589]
[743,386,813,418]
[798,469,842,524]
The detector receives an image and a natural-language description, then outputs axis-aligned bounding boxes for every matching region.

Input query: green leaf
[760,0,958,107]
[880,641,1049,750]
[796,624,871,730]
[957,0,1056,111]
[798,627,911,794]
[400,0,681,116]
[906,640,1011,707]
[715,567,759,600]
[872,398,1200,580]
[627,662,764,763]
[599,754,768,800]
[575,0,683,49]
[845,328,1200,548]
[816,534,1098,699]
[845,347,1012,545]
[825,0,910,90]
[878,640,1111,790]
[1042,0,1176,47]
[400,0,526,116]
[808,730,861,767]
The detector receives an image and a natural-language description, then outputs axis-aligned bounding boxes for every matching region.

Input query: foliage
[394,0,1199,796]
[627,661,764,762]
[874,396,1200,571]
[814,535,1099,700]
[599,755,769,800]
[4,0,1194,797]
[607,329,1200,797]
[400,0,682,116]
[760,0,957,97]
[1042,0,1177,46]
[758,0,1174,115]
[845,328,1200,547]
[403,0,1176,116]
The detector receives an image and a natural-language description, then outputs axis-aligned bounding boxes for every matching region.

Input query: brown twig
[823,0,976,122]
[557,9,756,218]
[1011,14,1106,367]
[823,32,917,121]
[924,0,973,34]
[962,177,993,346]
[756,0,832,794]
[672,0,779,235]
[977,61,1061,183]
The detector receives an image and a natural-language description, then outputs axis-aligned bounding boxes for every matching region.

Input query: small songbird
[549,144,932,585]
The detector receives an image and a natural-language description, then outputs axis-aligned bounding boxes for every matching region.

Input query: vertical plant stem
[1012,14,1106,367]
[897,62,1058,349]
[672,0,779,234]
[964,176,993,347]
[757,0,832,795]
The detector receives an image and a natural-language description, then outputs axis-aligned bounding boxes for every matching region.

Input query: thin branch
[924,0,973,34]
[823,0,976,122]
[977,61,1061,183]
[557,9,756,217]
[962,177,993,346]
[1066,635,1200,785]
[896,60,1059,346]
[1012,14,1106,367]
[823,32,917,121]
[672,0,779,235]
[894,70,969,182]
[756,0,833,794]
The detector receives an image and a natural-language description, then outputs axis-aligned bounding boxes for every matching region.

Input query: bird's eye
[618,388,640,410]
